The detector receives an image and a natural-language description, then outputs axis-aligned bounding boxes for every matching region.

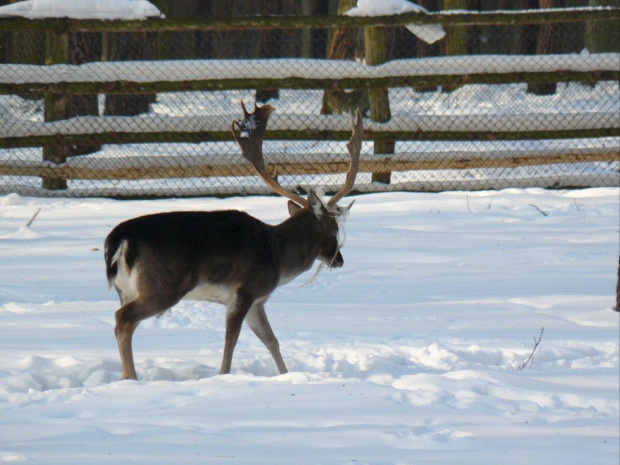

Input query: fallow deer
[105,102,363,380]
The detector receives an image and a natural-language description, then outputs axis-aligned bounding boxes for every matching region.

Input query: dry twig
[529,204,548,217]
[517,327,545,371]
[26,208,42,228]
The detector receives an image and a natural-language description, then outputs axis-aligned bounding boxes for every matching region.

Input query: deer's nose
[330,252,344,268]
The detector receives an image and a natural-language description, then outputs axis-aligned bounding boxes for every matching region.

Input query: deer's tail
[104,231,127,291]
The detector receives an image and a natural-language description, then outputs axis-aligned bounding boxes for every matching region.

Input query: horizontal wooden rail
[2,128,618,150]
[2,53,616,95]
[0,7,617,32]
[2,111,618,146]
[1,70,616,96]
[2,146,617,181]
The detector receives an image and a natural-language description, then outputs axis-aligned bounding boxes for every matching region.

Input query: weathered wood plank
[1,69,617,96]
[1,127,619,149]
[2,148,617,180]
[0,8,617,32]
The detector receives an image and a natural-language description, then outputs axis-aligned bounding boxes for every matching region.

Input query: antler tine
[231,101,308,207]
[327,108,363,207]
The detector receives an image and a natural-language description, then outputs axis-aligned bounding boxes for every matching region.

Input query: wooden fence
[0,7,619,196]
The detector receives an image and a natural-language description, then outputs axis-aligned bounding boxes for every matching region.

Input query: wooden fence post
[42,29,69,190]
[364,25,393,184]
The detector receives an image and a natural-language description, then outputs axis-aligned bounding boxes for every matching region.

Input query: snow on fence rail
[2,110,618,147]
[0,7,619,196]
[1,54,618,89]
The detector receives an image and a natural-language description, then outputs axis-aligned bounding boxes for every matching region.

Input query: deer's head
[232,101,362,269]
[285,187,354,268]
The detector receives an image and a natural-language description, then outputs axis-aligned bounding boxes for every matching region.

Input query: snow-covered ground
[0,188,618,464]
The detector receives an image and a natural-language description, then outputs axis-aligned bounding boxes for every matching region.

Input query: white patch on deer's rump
[112,243,139,303]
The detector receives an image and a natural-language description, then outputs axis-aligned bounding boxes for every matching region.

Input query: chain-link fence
[0,6,618,197]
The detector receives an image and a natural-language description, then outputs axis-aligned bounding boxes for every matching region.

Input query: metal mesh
[0,11,618,198]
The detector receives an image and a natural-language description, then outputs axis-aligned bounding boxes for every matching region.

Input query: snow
[0,188,618,464]
[347,0,446,44]
[0,0,161,20]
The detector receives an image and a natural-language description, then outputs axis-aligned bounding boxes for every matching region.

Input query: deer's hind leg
[113,270,195,380]
[114,294,177,380]
[114,252,195,379]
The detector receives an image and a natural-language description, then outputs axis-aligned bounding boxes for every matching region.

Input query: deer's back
[105,210,281,302]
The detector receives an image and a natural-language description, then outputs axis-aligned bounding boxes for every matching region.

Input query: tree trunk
[302,0,322,58]
[42,31,70,190]
[561,0,587,53]
[321,0,369,115]
[0,30,9,63]
[9,1,45,98]
[527,0,564,95]
[586,0,620,53]
[172,1,199,59]
[0,0,9,62]
[103,32,155,116]
[256,0,282,103]
[443,0,468,56]
[414,0,441,92]
[442,0,469,92]
[211,0,261,59]
[465,0,482,55]
[514,0,539,55]
[149,0,174,59]
[67,32,102,156]
[281,0,302,58]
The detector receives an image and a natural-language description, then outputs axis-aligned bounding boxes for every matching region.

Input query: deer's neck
[272,211,321,285]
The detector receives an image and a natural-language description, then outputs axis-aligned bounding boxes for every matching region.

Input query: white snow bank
[0,0,161,20]
[0,225,45,240]
[347,0,446,44]
[0,189,618,464]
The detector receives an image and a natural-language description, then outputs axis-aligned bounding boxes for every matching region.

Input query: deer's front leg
[245,301,288,374]
[220,293,254,375]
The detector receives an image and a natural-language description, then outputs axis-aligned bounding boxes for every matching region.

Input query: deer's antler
[231,101,308,208]
[327,108,363,207]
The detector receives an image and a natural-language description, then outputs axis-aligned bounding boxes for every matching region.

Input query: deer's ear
[338,199,355,215]
[287,200,304,217]
[307,189,327,218]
